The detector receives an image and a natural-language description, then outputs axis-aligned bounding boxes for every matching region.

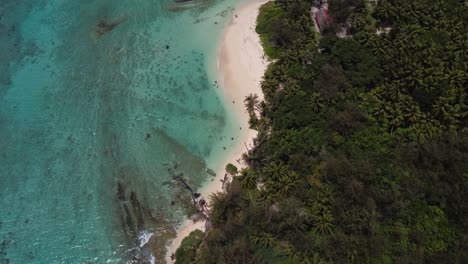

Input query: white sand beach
[165,0,269,262]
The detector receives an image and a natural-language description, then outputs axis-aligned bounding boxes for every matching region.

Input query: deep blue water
[0,0,242,262]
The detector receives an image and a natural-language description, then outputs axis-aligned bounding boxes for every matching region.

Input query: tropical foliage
[174,229,205,263]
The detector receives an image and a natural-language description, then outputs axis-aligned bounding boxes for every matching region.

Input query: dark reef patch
[95,17,126,37]
[0,232,13,264]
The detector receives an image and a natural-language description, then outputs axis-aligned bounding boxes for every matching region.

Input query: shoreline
[165,0,269,262]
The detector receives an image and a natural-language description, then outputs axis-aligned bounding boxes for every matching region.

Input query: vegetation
[176,0,467,263]
[175,229,205,263]
[256,1,316,59]
[226,163,239,176]
[256,1,286,58]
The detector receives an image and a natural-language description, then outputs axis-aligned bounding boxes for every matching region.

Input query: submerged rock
[116,181,126,201]
[95,17,126,37]
[206,168,216,177]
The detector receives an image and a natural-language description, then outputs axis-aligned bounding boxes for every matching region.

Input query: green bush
[175,229,204,264]
[256,2,285,59]
[225,163,238,176]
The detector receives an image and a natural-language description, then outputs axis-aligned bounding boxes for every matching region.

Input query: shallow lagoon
[0,0,244,262]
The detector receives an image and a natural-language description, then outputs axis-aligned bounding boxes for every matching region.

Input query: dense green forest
[176,0,467,263]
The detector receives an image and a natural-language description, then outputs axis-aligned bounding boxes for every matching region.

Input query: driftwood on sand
[173,174,200,205]
[163,162,211,222]
[220,173,229,189]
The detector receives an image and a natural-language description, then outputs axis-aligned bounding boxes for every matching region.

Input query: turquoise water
[0,0,244,262]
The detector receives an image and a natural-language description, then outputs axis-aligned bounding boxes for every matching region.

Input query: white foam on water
[138,231,154,248]
[138,230,156,264]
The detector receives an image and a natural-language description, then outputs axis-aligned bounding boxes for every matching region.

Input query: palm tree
[278,171,299,195]
[374,0,395,26]
[263,161,288,181]
[371,39,387,57]
[258,190,275,206]
[244,94,260,117]
[277,244,301,261]
[208,191,229,225]
[313,211,334,235]
[238,169,257,189]
[310,92,325,113]
[250,232,275,247]
[432,95,451,118]
[284,82,300,96]
[404,104,422,124]
[388,106,404,133]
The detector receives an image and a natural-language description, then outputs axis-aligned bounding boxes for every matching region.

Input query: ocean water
[0,0,244,263]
